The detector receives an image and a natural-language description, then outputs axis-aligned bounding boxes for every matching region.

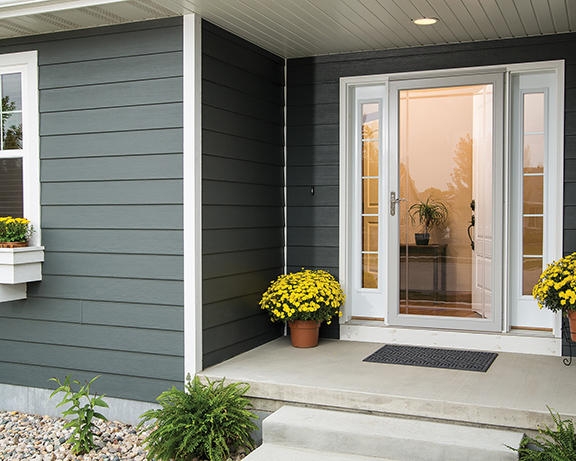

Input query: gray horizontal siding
[41,103,182,135]
[41,128,183,159]
[0,318,182,356]
[42,253,183,280]
[40,77,183,111]
[202,21,284,367]
[0,341,181,381]
[202,130,283,165]
[0,18,185,402]
[42,180,182,205]
[203,228,283,254]
[42,229,183,254]
[39,52,183,88]
[29,276,183,307]
[42,155,182,181]
[42,205,182,229]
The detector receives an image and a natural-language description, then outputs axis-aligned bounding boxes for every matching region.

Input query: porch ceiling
[0,0,573,57]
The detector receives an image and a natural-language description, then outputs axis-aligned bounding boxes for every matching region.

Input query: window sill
[0,246,44,302]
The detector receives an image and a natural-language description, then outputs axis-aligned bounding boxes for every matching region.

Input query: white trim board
[340,323,561,356]
[183,13,202,377]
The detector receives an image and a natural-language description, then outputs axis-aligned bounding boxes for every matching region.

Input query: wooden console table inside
[399,244,447,302]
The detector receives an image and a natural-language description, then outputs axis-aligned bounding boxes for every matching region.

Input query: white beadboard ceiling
[0,0,573,57]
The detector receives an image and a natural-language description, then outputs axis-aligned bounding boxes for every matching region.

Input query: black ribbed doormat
[363,344,498,372]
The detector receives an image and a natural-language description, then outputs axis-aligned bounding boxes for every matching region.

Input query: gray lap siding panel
[286,33,576,340]
[0,18,184,402]
[201,21,285,367]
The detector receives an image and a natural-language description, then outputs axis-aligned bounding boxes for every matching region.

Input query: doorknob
[467,199,475,251]
[390,192,406,216]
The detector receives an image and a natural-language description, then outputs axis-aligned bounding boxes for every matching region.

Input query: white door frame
[339,61,564,350]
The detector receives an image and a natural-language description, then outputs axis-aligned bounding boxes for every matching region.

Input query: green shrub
[49,375,109,455]
[513,407,576,460]
[139,374,257,461]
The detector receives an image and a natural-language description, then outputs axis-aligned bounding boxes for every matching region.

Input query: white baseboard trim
[340,323,562,356]
[0,383,158,426]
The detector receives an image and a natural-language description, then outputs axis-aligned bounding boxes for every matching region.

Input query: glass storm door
[347,74,504,331]
[388,75,503,331]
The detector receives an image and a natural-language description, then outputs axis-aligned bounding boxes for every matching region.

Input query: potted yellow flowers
[259,269,345,347]
[533,252,576,341]
[0,216,33,248]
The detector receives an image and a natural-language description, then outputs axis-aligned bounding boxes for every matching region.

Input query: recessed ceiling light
[412,17,439,26]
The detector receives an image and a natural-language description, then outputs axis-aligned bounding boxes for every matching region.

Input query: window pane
[523,175,543,214]
[523,216,543,255]
[362,253,378,289]
[523,257,542,296]
[362,141,378,177]
[362,103,379,140]
[362,178,378,214]
[0,157,23,216]
[362,216,378,252]
[524,93,544,133]
[2,73,22,110]
[2,111,22,149]
[523,134,544,170]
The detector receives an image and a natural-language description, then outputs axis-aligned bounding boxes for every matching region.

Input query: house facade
[0,1,573,421]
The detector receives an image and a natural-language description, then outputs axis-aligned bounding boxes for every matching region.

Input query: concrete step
[257,406,524,461]
[244,444,396,460]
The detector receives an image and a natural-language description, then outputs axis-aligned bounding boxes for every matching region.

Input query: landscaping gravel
[0,410,248,460]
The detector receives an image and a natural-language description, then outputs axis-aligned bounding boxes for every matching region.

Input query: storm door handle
[390,192,406,216]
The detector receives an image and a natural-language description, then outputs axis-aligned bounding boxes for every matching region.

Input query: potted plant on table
[0,216,33,248]
[408,197,448,245]
[532,252,576,341]
[259,269,345,348]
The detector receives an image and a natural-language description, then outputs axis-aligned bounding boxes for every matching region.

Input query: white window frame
[507,61,564,334]
[0,50,40,245]
[0,50,42,303]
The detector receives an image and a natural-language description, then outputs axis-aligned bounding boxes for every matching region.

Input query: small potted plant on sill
[0,216,33,248]
[259,269,345,348]
[408,197,448,245]
[533,252,576,341]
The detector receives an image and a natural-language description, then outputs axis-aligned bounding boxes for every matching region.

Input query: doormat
[363,344,498,372]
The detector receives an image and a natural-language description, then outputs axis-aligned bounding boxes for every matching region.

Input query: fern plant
[513,407,576,460]
[139,374,257,461]
[49,375,108,455]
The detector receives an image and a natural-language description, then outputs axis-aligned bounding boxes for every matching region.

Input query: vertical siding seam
[283,56,288,277]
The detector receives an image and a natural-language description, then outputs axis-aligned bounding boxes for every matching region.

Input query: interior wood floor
[400,300,483,318]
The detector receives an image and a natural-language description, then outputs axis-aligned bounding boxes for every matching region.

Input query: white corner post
[183,13,202,377]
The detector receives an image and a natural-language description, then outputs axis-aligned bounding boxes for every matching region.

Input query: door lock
[390,192,406,216]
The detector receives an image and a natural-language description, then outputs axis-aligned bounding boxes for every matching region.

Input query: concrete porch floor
[200,337,576,433]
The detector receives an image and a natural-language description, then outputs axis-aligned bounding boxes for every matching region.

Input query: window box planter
[0,246,44,302]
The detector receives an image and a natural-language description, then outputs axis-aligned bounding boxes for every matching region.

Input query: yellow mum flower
[260,269,345,323]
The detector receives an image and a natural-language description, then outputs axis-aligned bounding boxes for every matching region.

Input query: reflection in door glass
[361,102,379,288]
[522,93,545,295]
[398,85,493,319]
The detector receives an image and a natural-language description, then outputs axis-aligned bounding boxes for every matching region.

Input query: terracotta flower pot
[288,320,321,348]
[0,241,27,248]
[567,311,576,342]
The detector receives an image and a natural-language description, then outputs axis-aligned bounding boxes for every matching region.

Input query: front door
[346,73,504,331]
[388,74,503,331]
